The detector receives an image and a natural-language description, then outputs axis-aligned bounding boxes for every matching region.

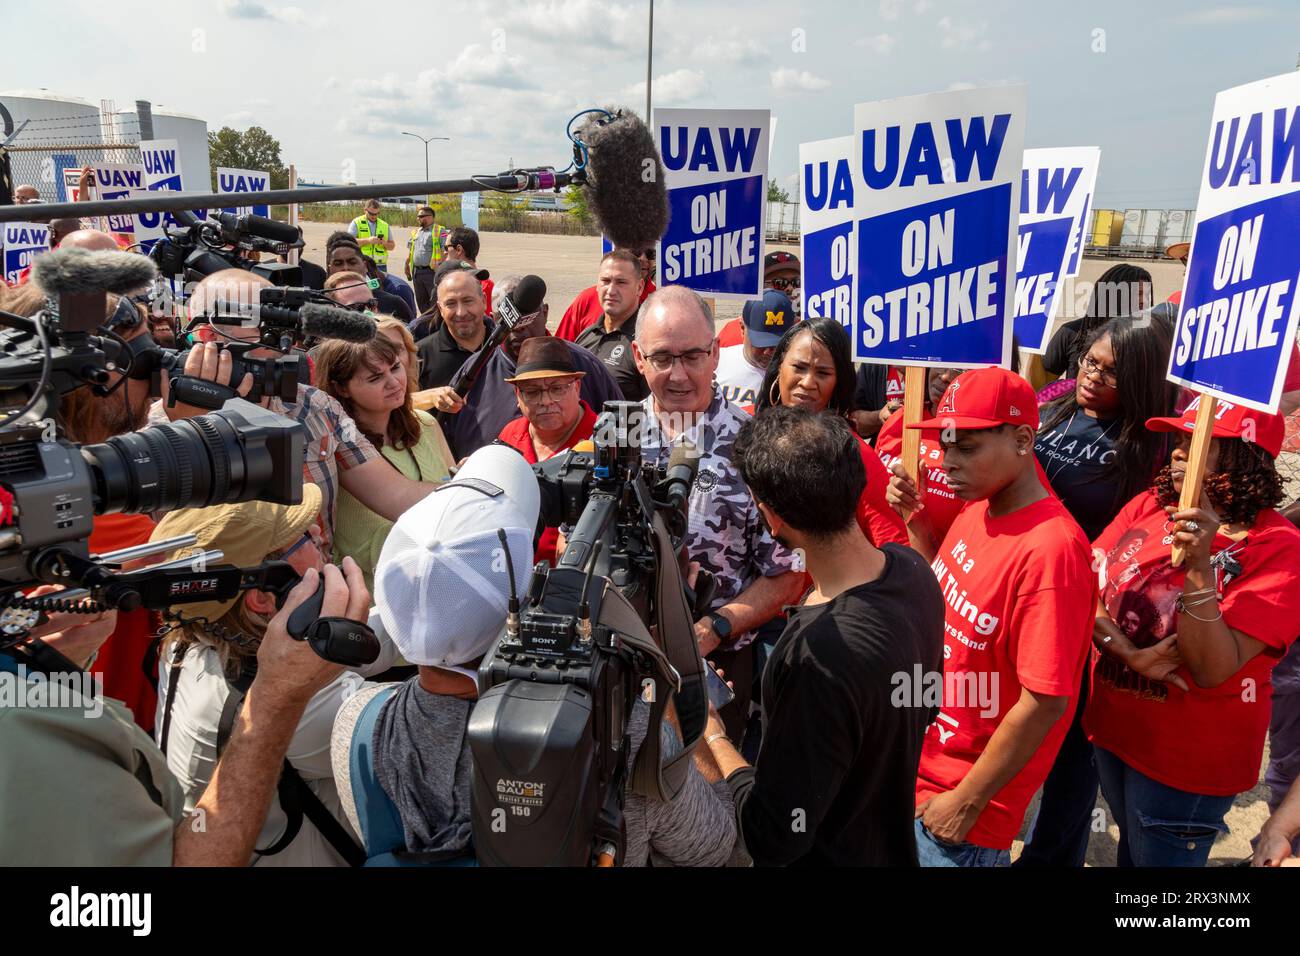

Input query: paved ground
[301,221,1288,866]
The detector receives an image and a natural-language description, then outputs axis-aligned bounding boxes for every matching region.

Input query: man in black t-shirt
[575,249,648,402]
[701,406,946,866]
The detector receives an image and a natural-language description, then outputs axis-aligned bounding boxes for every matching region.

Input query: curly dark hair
[1152,437,1285,526]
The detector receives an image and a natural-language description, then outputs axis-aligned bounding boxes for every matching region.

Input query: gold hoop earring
[768,379,781,407]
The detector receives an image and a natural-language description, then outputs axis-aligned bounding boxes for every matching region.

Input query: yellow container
[1090,209,1123,247]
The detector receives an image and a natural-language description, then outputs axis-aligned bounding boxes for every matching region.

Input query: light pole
[401,132,449,198]
[646,0,654,122]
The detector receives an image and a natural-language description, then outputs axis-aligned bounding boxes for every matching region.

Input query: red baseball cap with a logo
[1146,395,1285,458]
[911,366,1040,431]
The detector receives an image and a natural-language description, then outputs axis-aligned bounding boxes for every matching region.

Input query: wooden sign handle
[1171,394,1217,567]
[901,366,926,488]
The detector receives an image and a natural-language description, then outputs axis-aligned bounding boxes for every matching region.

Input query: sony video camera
[467,401,711,867]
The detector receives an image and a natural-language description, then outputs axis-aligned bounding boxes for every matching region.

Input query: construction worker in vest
[405,204,445,315]
[349,199,395,273]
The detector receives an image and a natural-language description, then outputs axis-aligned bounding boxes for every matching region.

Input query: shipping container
[1090,209,1124,247]
[1159,208,1196,248]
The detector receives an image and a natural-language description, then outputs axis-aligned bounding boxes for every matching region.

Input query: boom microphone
[576,108,670,252]
[658,439,700,512]
[31,248,158,298]
[215,212,302,245]
[299,302,378,343]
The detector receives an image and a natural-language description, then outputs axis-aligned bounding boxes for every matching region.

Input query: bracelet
[1179,603,1225,623]
[1182,586,1218,599]
[705,732,730,747]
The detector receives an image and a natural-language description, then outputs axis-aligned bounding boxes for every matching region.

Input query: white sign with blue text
[851,86,1025,368]
[217,167,270,218]
[461,191,481,233]
[654,108,769,299]
[138,139,201,251]
[1168,71,1300,413]
[1016,146,1101,353]
[800,136,855,327]
[3,222,50,285]
[89,162,148,236]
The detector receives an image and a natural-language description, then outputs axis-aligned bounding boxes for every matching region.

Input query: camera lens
[81,401,306,515]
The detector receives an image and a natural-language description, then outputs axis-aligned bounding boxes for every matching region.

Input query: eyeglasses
[1078,355,1119,388]
[517,380,576,403]
[643,346,713,372]
[343,300,379,313]
[768,276,800,292]
[274,528,321,561]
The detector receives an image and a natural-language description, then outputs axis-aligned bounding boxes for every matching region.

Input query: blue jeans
[914,818,1010,867]
[1094,746,1234,867]
[1015,671,1097,867]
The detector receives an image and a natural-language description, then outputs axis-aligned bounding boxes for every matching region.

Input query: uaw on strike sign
[800,136,855,327]
[1015,147,1101,353]
[655,109,770,298]
[1169,71,1300,413]
[851,86,1025,368]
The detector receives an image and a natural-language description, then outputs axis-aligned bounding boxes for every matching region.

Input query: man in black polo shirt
[575,249,648,402]
[702,406,946,866]
[416,266,492,389]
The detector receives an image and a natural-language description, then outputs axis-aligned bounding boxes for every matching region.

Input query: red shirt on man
[1085,491,1300,795]
[874,412,965,545]
[497,401,598,565]
[554,281,656,342]
[914,495,1095,849]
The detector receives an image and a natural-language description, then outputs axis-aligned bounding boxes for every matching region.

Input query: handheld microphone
[31,249,159,334]
[450,274,547,399]
[657,439,700,512]
[575,109,670,252]
[299,302,377,343]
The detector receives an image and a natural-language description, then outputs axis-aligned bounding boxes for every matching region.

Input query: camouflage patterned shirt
[638,389,798,649]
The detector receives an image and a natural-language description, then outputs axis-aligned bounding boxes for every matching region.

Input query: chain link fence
[3,111,143,202]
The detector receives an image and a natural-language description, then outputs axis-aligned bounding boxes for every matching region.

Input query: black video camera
[467,401,711,866]
[149,210,306,289]
[0,252,376,670]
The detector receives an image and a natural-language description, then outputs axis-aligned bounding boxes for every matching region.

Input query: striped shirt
[148,385,378,560]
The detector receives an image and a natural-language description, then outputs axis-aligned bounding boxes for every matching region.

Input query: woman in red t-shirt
[1085,402,1300,867]
[754,317,907,549]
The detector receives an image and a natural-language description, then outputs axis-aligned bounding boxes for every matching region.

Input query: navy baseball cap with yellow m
[741,289,796,348]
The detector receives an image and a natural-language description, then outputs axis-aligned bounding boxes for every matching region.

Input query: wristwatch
[708,611,733,643]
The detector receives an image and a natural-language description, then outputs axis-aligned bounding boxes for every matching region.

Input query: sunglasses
[344,300,379,313]
[768,276,800,292]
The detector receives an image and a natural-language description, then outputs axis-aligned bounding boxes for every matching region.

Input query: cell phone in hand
[705,660,735,710]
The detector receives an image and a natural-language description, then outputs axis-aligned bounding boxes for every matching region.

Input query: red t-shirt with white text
[914,495,1095,849]
[856,436,908,548]
[1085,491,1300,795]
[875,411,966,545]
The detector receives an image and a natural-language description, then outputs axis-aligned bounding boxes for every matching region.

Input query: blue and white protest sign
[3,222,50,285]
[851,86,1025,368]
[1168,71,1300,413]
[88,162,148,236]
[138,139,203,252]
[461,191,481,232]
[655,108,769,298]
[800,137,855,327]
[1016,146,1100,352]
[217,167,270,218]
[1064,174,1098,277]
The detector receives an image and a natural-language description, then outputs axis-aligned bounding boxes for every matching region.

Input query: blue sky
[6,0,1298,209]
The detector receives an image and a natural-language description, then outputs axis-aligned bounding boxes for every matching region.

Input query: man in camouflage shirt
[632,286,804,739]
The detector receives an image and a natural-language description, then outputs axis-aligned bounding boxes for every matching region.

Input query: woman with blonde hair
[314,333,454,592]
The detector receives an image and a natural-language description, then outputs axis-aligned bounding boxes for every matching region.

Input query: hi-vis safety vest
[352,216,390,267]
[406,225,445,272]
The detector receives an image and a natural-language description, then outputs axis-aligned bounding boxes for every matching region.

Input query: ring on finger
[1184,520,1200,533]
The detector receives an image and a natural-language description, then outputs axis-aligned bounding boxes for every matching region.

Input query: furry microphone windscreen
[31,248,158,297]
[577,109,670,252]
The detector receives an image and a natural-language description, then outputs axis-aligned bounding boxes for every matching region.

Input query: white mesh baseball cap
[374,444,540,675]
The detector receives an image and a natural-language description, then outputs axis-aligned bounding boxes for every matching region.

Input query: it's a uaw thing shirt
[714,345,765,408]
[638,389,798,649]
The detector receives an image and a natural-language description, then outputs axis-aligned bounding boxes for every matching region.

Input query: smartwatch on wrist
[708,611,733,643]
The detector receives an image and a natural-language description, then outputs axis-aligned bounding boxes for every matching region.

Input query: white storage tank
[0,89,103,201]
[120,106,211,193]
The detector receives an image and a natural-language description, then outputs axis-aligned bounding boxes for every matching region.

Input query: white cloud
[914,0,934,14]
[219,0,309,25]
[443,44,536,90]
[1172,5,1271,25]
[624,68,710,105]
[857,33,898,54]
[691,33,768,63]
[937,16,992,52]
[499,0,643,49]
[879,0,903,21]
[771,67,830,92]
